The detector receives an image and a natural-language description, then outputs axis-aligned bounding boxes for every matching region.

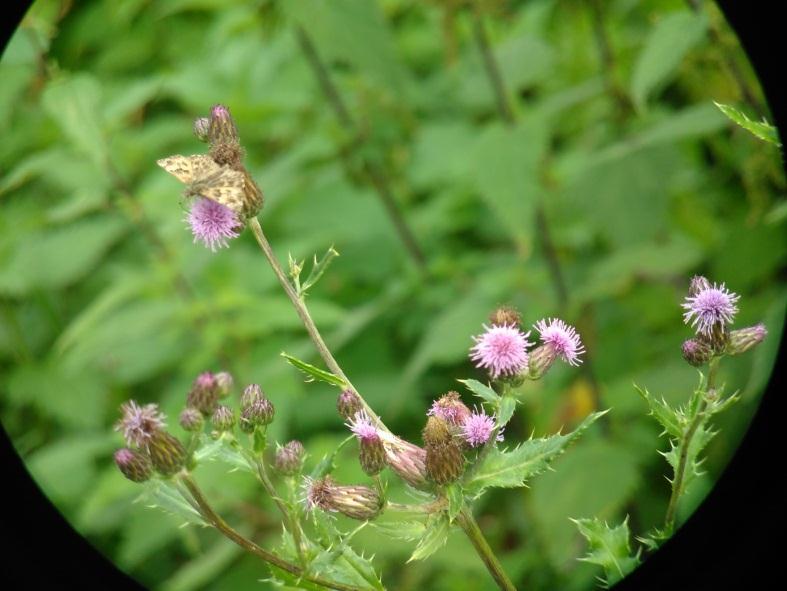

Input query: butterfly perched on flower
[157,154,248,216]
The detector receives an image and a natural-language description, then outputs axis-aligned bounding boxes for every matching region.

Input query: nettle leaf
[407,512,451,562]
[497,396,518,428]
[715,101,781,146]
[445,483,464,523]
[465,411,608,497]
[193,434,256,475]
[281,353,347,388]
[572,517,640,588]
[370,520,427,542]
[634,384,683,438]
[458,379,501,405]
[136,479,206,527]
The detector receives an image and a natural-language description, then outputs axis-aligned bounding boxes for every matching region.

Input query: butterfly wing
[157,154,221,184]
[188,168,247,216]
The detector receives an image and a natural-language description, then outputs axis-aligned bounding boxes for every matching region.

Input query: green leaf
[193,434,256,474]
[630,11,707,109]
[458,379,501,405]
[369,520,427,542]
[634,383,683,438]
[445,483,464,523]
[300,246,340,296]
[714,101,781,145]
[281,352,347,388]
[572,517,640,587]
[310,435,355,479]
[497,396,518,428]
[465,411,608,497]
[407,512,451,562]
[136,479,206,527]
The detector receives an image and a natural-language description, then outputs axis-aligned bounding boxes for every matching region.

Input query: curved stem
[255,457,307,566]
[457,507,517,591]
[179,474,365,591]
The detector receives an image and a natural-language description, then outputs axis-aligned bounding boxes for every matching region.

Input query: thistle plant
[109,105,609,591]
[573,275,767,588]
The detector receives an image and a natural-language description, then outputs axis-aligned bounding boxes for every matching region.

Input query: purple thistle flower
[427,391,471,426]
[681,281,740,336]
[347,410,379,443]
[534,318,585,366]
[461,408,503,448]
[186,198,240,252]
[470,323,532,379]
[115,401,166,448]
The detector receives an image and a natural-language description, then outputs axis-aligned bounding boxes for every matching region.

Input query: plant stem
[294,26,427,272]
[664,357,720,532]
[457,507,517,591]
[255,457,307,566]
[179,474,365,591]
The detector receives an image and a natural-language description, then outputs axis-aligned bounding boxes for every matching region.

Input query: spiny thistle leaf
[572,516,640,588]
[636,525,671,551]
[408,512,451,562]
[193,433,256,474]
[634,383,683,438]
[496,395,518,428]
[715,101,781,146]
[369,520,427,542]
[310,545,384,591]
[300,246,340,296]
[457,378,501,404]
[281,353,347,388]
[310,435,354,479]
[464,410,608,497]
[444,482,464,523]
[136,479,207,526]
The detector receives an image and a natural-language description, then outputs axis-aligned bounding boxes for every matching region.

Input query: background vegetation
[1,0,784,589]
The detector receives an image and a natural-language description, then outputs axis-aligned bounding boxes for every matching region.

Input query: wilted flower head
[428,391,471,426]
[303,476,382,520]
[383,435,428,488]
[187,198,240,252]
[682,280,740,336]
[489,306,522,328]
[115,401,166,448]
[534,318,585,366]
[303,476,336,512]
[461,408,503,448]
[470,323,532,379]
[727,323,767,356]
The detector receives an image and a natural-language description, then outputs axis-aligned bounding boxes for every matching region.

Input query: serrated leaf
[572,516,640,587]
[369,520,426,542]
[136,479,206,527]
[636,525,671,551]
[300,246,340,296]
[458,379,501,404]
[310,436,354,479]
[715,101,781,145]
[465,411,607,497]
[634,384,682,438]
[445,483,464,523]
[497,396,518,428]
[281,353,347,388]
[407,512,451,562]
[193,434,256,474]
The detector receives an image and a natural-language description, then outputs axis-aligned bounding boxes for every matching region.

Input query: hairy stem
[255,457,307,566]
[294,26,427,271]
[179,474,365,591]
[664,356,720,532]
[457,507,517,591]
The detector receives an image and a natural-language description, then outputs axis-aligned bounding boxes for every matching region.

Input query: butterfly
[157,154,247,217]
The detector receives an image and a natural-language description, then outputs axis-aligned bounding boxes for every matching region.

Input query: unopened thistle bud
[207,104,240,146]
[489,305,522,328]
[428,391,471,426]
[146,431,187,477]
[179,407,204,432]
[212,405,235,432]
[682,338,713,367]
[383,436,428,488]
[337,388,363,421]
[727,323,767,355]
[305,477,383,521]
[241,383,264,409]
[187,372,219,417]
[527,344,557,379]
[423,416,465,485]
[193,117,210,142]
[347,411,386,476]
[275,440,305,476]
[114,448,152,483]
[214,371,233,398]
[239,398,275,433]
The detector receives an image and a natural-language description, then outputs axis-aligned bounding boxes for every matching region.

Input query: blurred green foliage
[1,0,784,589]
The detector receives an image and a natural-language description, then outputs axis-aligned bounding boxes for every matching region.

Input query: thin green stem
[664,357,720,532]
[457,507,517,591]
[179,474,365,591]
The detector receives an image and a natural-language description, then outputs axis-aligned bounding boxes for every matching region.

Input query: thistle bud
[527,344,557,380]
[146,431,187,477]
[214,371,233,398]
[114,448,152,483]
[422,415,453,447]
[383,436,428,489]
[187,372,219,417]
[489,305,522,328]
[423,416,464,485]
[239,398,275,433]
[193,117,210,142]
[207,104,240,146]
[241,383,264,409]
[179,407,204,432]
[305,477,383,521]
[708,323,730,355]
[727,323,767,355]
[428,391,471,426]
[212,405,235,432]
[337,389,362,421]
[682,338,713,367]
[275,440,305,476]
[688,275,712,297]
[347,411,386,476]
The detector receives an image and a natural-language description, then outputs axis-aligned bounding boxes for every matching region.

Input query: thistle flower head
[347,411,386,476]
[214,371,233,398]
[193,117,210,142]
[682,338,713,367]
[461,408,503,448]
[681,280,740,336]
[187,371,220,417]
[187,198,240,252]
[337,389,363,421]
[240,397,275,432]
[114,448,152,483]
[303,477,382,520]
[212,405,235,432]
[534,318,585,366]
[347,410,379,443]
[207,104,239,145]
[489,306,522,328]
[240,383,264,409]
[115,401,166,448]
[179,407,204,432]
[728,323,767,356]
[428,391,471,426]
[146,431,187,476]
[275,440,306,476]
[470,323,532,379]
[384,436,428,488]
[303,476,336,512]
